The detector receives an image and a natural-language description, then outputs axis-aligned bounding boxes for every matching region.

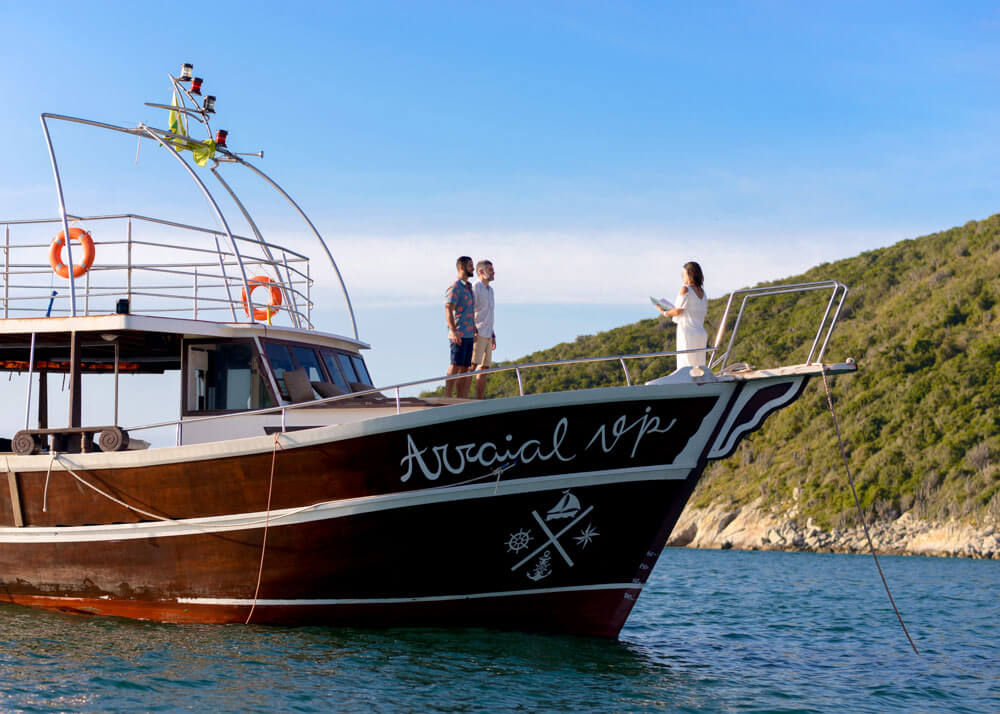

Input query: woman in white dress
[656,261,708,369]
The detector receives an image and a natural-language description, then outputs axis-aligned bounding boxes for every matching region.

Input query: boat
[0,66,855,637]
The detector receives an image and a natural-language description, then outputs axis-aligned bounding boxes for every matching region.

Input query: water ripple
[0,550,996,712]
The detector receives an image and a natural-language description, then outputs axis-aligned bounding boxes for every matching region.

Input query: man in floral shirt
[444,255,476,397]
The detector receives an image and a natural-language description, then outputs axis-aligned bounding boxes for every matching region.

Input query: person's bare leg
[475,367,487,399]
[456,366,474,398]
[445,364,462,397]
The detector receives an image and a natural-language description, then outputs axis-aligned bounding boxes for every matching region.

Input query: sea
[0,549,996,713]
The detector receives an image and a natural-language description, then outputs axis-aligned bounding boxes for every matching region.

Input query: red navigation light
[191,77,203,95]
[215,129,228,148]
[180,63,193,82]
[203,95,216,113]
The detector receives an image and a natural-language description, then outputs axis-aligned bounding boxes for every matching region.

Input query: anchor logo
[528,550,553,581]
[506,490,599,581]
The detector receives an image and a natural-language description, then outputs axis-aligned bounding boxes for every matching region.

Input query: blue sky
[2,1,1000,424]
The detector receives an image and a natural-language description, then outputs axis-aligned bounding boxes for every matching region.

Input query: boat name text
[399,407,676,482]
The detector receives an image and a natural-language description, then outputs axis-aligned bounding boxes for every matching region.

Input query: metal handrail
[121,279,850,443]
[2,214,310,262]
[0,214,313,327]
[125,347,705,438]
[709,280,848,371]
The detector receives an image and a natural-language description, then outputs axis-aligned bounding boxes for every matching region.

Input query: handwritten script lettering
[400,418,575,482]
[585,406,676,458]
[399,408,677,482]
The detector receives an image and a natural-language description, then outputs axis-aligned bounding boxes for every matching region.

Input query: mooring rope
[821,369,919,655]
[54,455,171,522]
[246,432,283,624]
[43,452,55,513]
[492,460,518,494]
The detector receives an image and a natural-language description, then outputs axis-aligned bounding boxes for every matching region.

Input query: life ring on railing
[241,275,283,321]
[49,227,96,279]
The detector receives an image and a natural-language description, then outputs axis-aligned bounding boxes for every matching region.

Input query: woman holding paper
[655,261,708,368]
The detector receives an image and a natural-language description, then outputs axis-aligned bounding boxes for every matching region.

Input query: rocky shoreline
[667,498,1000,559]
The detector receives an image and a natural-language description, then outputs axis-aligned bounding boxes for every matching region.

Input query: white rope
[35,445,509,543]
[43,452,55,512]
[32,451,329,532]
[55,454,171,522]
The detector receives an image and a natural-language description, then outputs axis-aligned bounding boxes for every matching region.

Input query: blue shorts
[450,337,474,367]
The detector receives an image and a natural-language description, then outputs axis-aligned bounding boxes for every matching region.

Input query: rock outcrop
[667,499,1000,559]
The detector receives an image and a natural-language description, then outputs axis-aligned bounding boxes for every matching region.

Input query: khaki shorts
[472,335,493,367]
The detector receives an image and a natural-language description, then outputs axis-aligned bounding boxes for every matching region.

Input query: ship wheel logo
[504,490,600,581]
[505,529,533,554]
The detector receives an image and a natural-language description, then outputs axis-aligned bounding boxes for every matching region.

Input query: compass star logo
[574,523,599,548]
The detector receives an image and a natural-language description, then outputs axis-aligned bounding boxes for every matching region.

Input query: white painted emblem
[574,524,599,548]
[546,490,581,520]
[505,528,533,554]
[506,490,600,582]
[528,551,552,581]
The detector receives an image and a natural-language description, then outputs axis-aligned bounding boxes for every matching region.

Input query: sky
[2,1,1000,435]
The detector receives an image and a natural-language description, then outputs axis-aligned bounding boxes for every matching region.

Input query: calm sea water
[1,549,996,712]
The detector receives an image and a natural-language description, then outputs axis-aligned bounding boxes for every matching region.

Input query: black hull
[0,374,816,636]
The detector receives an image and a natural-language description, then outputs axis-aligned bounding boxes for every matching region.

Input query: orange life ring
[49,227,96,279]
[241,275,283,321]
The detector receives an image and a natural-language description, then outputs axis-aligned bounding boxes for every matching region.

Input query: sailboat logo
[546,490,581,521]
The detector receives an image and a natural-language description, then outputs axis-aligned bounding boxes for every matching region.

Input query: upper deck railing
[1,214,314,328]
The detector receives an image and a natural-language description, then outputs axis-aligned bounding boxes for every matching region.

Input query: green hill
[480,216,1000,527]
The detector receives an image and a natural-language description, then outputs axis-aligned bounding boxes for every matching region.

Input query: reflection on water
[1,549,997,712]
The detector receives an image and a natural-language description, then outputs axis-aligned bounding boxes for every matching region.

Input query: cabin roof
[0,314,369,374]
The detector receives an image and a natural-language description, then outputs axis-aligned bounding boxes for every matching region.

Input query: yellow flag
[168,90,188,143]
[191,139,217,167]
[164,90,215,166]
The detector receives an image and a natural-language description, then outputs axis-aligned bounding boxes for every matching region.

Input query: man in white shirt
[471,260,496,399]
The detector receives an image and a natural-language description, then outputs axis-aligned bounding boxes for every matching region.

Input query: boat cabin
[0,309,397,452]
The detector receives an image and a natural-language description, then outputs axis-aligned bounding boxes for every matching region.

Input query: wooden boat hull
[0,373,814,636]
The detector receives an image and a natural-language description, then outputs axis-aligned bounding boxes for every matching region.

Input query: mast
[37,63,359,337]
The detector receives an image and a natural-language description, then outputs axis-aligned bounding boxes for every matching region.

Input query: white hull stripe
[177,582,643,607]
[0,463,693,544]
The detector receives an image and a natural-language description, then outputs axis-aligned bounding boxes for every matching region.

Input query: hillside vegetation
[478,216,1000,527]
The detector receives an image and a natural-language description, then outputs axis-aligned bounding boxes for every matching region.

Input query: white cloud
[307,226,914,307]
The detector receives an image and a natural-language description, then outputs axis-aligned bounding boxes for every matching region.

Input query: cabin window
[350,355,373,386]
[263,342,295,400]
[263,340,373,398]
[320,351,350,392]
[291,346,325,383]
[187,342,274,412]
[337,353,359,383]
